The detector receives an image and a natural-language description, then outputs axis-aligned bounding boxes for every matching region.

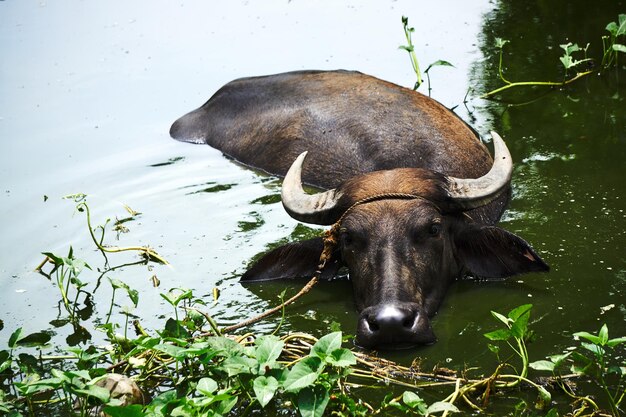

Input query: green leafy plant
[3,199,625,417]
[484,304,534,382]
[602,14,626,67]
[479,14,625,100]
[531,323,626,416]
[400,16,454,95]
[39,247,92,323]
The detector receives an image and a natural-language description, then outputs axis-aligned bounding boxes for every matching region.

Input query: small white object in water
[600,304,615,315]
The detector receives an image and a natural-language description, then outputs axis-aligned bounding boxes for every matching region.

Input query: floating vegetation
[1,198,624,417]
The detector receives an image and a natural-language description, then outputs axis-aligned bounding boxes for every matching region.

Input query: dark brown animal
[170,70,549,348]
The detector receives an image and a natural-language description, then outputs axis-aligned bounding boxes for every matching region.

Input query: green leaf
[402,391,426,412]
[109,278,128,290]
[144,390,177,416]
[127,289,139,307]
[430,60,454,68]
[612,44,626,53]
[580,342,604,356]
[216,395,238,415]
[529,360,555,372]
[283,356,322,392]
[196,377,218,396]
[548,352,572,368]
[73,384,111,403]
[598,324,609,345]
[160,288,192,307]
[8,328,24,349]
[560,55,575,69]
[298,385,330,417]
[484,329,511,341]
[495,38,509,49]
[537,385,551,403]
[560,42,580,55]
[220,355,257,377]
[425,60,455,73]
[426,401,461,415]
[511,312,530,339]
[508,304,532,321]
[426,401,460,414]
[267,367,289,385]
[42,252,64,266]
[570,351,595,375]
[162,318,190,339]
[152,343,187,360]
[253,376,278,408]
[573,331,601,345]
[607,336,626,347]
[206,336,246,356]
[311,332,342,359]
[490,311,510,326]
[534,384,552,410]
[0,350,11,373]
[64,255,90,276]
[610,14,626,37]
[255,336,284,368]
[326,348,356,367]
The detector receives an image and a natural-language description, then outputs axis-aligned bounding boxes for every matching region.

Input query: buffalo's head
[242,132,549,349]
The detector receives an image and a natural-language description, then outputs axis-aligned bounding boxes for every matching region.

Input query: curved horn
[281,152,344,225]
[445,131,513,210]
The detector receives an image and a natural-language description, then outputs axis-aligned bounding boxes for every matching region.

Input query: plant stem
[106,288,116,325]
[480,70,594,99]
[78,201,169,265]
[402,18,422,89]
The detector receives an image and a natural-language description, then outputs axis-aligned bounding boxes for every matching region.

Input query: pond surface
[1,0,625,411]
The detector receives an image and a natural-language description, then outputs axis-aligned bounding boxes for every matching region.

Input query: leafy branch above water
[400,16,454,96]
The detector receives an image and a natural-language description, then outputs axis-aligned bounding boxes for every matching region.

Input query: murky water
[1,0,625,412]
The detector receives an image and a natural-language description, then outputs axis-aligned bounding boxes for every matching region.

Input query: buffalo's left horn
[281,152,344,225]
[445,131,513,210]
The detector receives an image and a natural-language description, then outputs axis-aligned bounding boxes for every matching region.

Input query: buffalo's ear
[241,237,342,282]
[455,225,549,278]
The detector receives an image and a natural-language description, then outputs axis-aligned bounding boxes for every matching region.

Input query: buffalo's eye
[429,222,442,237]
[340,227,365,250]
[340,228,353,247]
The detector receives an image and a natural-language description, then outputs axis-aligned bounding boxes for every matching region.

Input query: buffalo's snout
[356,303,436,349]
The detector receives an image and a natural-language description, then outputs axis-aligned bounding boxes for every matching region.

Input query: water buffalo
[170,70,549,348]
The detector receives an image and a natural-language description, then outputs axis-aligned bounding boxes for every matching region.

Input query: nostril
[402,313,417,329]
[366,317,379,332]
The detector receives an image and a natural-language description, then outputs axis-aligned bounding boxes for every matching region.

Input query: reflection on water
[149,156,185,167]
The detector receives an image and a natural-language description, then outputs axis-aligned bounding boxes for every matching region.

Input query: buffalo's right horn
[445,131,513,210]
[281,152,344,225]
